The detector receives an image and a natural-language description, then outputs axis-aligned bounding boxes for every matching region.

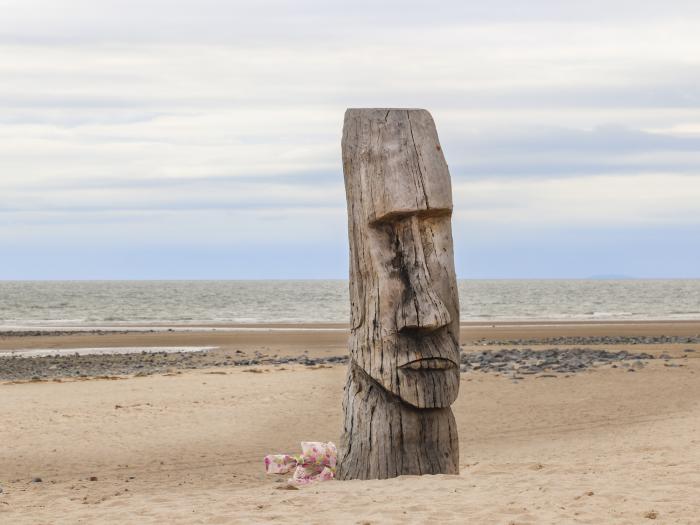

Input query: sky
[1,0,699,279]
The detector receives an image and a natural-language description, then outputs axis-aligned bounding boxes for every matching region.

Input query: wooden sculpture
[337,108,460,480]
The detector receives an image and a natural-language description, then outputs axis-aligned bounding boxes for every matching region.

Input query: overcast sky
[1,0,699,279]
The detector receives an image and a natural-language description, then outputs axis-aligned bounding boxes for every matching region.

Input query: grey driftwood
[337,108,460,480]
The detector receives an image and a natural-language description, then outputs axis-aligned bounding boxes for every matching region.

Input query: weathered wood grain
[338,108,460,479]
[336,362,459,480]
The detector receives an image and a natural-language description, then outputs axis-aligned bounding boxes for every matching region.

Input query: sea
[0,280,699,329]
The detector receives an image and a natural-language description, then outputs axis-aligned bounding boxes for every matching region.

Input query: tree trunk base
[337,361,460,480]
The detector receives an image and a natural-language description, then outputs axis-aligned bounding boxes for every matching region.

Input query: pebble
[0,349,354,381]
[1,334,689,382]
[460,348,656,377]
[0,330,152,338]
[475,335,700,346]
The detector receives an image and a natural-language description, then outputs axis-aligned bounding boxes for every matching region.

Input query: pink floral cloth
[264,441,337,485]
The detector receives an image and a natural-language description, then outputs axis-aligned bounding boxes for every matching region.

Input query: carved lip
[399,358,457,371]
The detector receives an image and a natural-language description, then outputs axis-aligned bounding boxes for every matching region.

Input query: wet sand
[1,321,699,523]
[3,320,700,354]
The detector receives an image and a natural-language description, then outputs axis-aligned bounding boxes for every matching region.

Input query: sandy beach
[1,321,699,524]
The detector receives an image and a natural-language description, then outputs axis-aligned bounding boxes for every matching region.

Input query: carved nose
[397,285,451,332]
[395,216,451,333]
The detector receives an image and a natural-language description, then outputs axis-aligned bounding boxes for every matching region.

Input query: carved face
[343,108,460,408]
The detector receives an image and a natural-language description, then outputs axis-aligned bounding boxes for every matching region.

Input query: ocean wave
[2,280,700,326]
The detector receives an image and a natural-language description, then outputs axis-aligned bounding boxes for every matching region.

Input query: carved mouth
[400,358,456,371]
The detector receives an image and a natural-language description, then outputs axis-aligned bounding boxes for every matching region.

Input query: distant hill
[585,274,636,280]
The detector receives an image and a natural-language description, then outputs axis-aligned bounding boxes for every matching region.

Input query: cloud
[445,126,700,178]
[453,174,700,227]
[1,1,699,277]
[3,1,700,46]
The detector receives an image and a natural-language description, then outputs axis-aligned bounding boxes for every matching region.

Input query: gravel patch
[0,345,669,382]
[0,350,349,381]
[460,348,656,378]
[474,335,700,346]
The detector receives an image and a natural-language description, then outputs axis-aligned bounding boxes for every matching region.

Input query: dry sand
[1,322,699,524]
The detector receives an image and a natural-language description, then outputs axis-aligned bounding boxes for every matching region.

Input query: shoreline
[3,319,700,350]
[2,317,700,332]
[1,320,698,381]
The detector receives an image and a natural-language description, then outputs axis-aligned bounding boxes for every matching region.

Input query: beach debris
[264,441,336,485]
[644,510,659,519]
[31,477,42,483]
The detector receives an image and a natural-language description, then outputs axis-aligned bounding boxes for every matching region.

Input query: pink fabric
[264,441,336,485]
